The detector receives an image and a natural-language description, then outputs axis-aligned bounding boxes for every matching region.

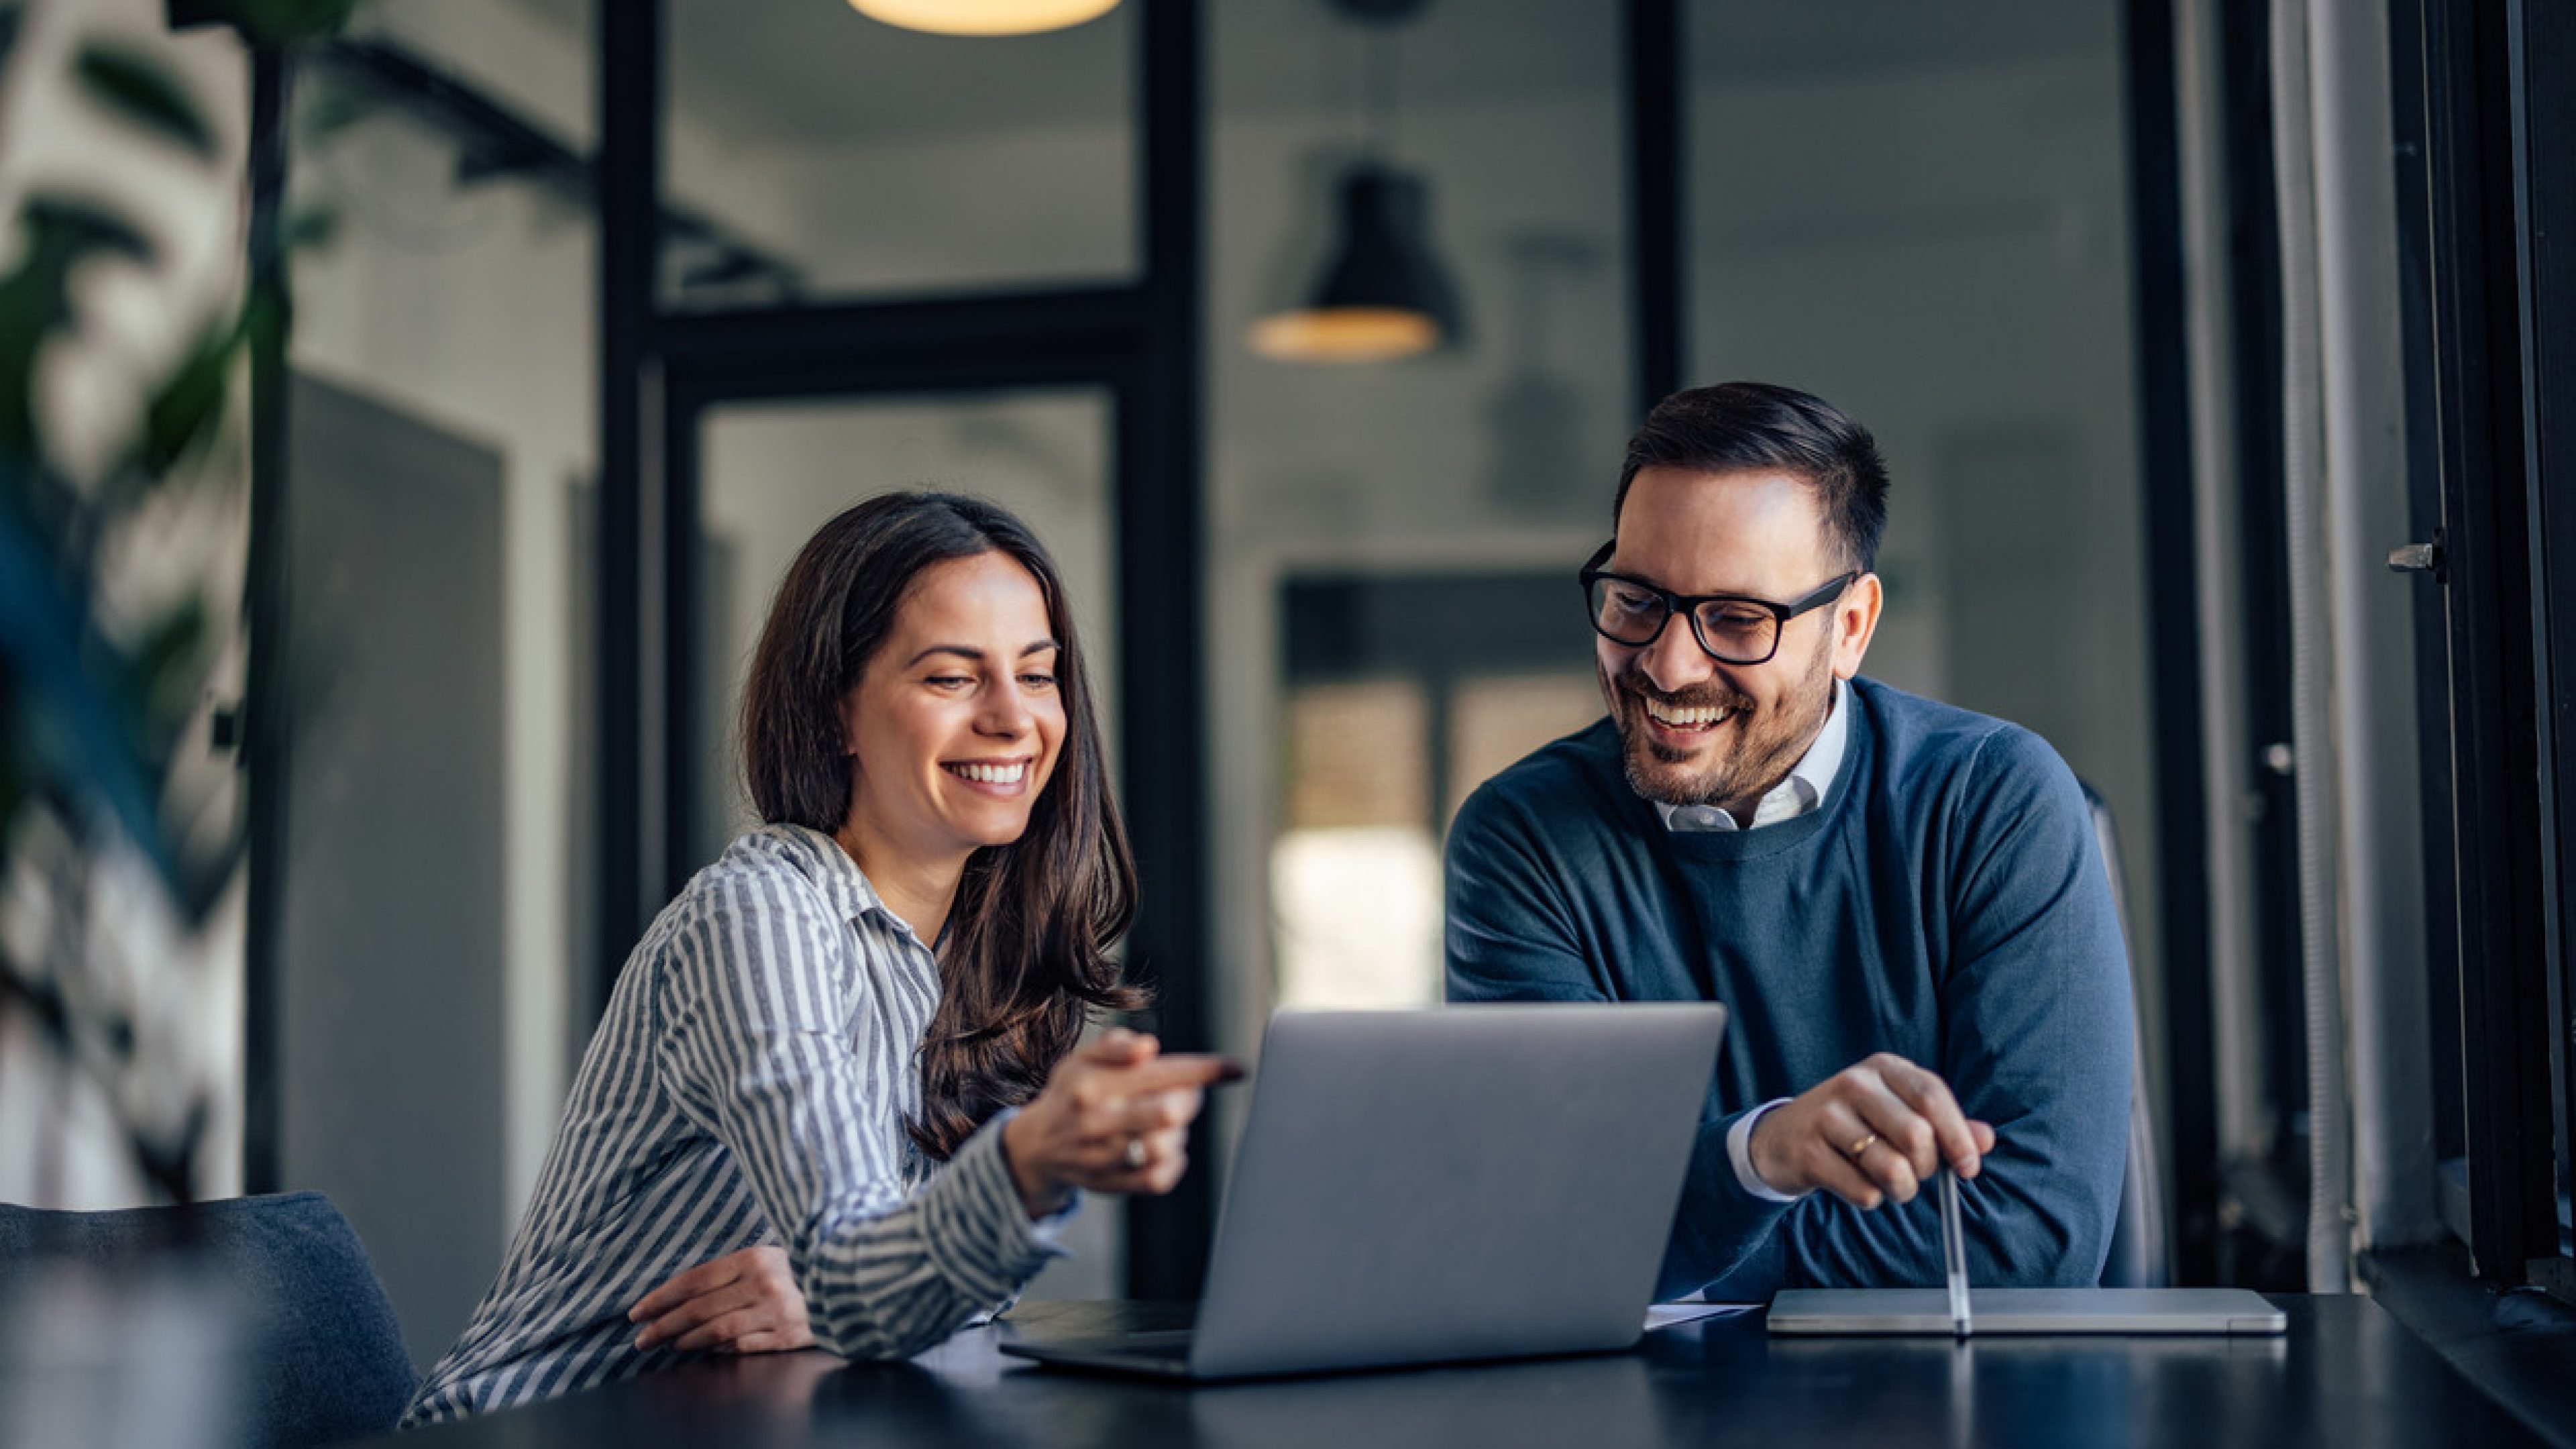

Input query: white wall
[685,125,1134,298]
[290,99,595,1236]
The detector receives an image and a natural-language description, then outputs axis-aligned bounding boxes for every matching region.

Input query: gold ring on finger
[1845,1132,1880,1159]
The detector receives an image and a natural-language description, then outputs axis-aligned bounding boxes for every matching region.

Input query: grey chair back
[2080,783,2171,1288]
[0,1190,416,1446]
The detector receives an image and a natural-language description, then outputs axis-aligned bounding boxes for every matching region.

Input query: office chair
[2081,783,2172,1289]
[0,1191,416,1446]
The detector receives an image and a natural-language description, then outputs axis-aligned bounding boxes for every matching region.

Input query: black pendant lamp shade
[1249,164,1462,364]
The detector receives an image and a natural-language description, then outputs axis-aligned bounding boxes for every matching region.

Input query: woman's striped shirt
[401,824,1064,1426]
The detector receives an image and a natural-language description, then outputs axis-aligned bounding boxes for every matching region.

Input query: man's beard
[1601,631,1837,813]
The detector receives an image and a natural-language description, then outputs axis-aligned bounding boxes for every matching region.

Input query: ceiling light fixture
[1248,0,1461,365]
[849,0,1120,39]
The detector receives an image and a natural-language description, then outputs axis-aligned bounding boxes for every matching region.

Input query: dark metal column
[2119,0,2218,1289]
[598,0,659,1005]
[2385,0,2557,1287]
[1624,0,1683,413]
[241,44,292,1194]
[1121,0,1215,1301]
[2502,0,2576,1301]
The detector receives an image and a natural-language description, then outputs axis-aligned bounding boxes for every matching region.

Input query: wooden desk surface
[380,1296,2547,1448]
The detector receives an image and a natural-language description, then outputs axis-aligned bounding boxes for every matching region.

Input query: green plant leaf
[0,201,158,464]
[223,0,364,46]
[0,478,188,899]
[74,46,217,160]
[283,204,338,253]
[140,317,244,478]
[0,684,26,841]
[294,74,371,144]
[123,599,208,730]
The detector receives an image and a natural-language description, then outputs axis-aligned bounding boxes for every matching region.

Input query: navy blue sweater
[1444,677,2131,1300]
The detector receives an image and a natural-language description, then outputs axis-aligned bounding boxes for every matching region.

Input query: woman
[404,492,1232,1425]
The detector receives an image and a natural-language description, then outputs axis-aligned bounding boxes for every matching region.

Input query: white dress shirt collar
[1653,676,1851,834]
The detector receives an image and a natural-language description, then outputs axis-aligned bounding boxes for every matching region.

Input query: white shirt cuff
[1726,1098,1811,1203]
[1025,1188,1081,1250]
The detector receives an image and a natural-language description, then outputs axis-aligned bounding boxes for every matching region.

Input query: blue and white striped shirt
[402,824,1065,1426]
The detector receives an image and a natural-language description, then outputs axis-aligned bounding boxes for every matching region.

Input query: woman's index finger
[1125,1053,1246,1091]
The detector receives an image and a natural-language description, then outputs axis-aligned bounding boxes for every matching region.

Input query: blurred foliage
[0,5,346,1203]
[166,0,361,46]
[75,44,219,157]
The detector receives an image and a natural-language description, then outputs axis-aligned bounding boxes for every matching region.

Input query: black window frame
[2387,0,2573,1297]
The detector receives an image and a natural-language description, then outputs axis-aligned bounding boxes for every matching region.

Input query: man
[1445,382,2131,1301]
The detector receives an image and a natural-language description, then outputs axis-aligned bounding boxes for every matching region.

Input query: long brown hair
[739,491,1144,1159]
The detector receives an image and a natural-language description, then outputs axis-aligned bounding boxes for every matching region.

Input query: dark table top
[381,1296,2548,1448]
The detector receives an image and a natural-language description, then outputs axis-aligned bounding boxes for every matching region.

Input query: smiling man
[1444,382,2133,1301]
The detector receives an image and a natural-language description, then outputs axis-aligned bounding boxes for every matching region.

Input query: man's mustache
[1612,674,1753,714]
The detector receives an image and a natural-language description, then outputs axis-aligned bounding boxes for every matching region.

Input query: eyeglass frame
[1578,541,1856,665]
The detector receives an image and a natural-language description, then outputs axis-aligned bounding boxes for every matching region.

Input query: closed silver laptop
[1768,1287,2288,1336]
[1000,1003,1727,1381]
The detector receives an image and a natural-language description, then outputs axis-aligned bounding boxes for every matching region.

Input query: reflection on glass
[660,0,1136,305]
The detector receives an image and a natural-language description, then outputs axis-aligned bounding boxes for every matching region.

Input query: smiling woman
[401,492,1238,1425]
[832,552,1069,938]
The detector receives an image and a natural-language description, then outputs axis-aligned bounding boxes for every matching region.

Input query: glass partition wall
[581,0,2173,1300]
[1210,0,1632,1032]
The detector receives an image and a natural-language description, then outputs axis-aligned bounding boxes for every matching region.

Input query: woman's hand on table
[630,1244,814,1354]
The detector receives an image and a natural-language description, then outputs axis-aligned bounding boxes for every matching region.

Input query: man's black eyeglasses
[1578,542,1854,666]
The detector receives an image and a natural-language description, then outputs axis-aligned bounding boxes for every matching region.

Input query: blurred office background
[1,0,2569,1385]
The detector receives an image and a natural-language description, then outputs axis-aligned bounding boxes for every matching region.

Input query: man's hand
[1000,1028,1244,1218]
[1748,1053,1996,1208]
[629,1244,814,1354]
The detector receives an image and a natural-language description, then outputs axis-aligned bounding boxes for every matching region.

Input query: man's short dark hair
[1614,382,1890,574]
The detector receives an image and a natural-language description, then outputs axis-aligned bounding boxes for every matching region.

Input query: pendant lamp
[849,0,1119,38]
[1249,0,1462,364]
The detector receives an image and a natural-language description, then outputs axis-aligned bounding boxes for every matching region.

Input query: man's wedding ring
[1123,1136,1149,1170]
[1845,1132,1880,1159]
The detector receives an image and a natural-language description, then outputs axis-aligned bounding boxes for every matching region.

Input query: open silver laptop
[1768,1287,2287,1336]
[999,1003,1727,1381]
